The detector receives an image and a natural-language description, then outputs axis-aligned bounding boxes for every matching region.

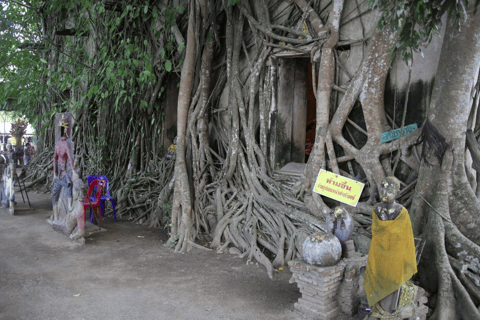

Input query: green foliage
[0,0,186,176]
[0,0,45,121]
[370,0,479,63]
[0,1,184,125]
[227,0,241,6]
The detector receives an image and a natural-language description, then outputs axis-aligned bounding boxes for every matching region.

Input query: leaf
[178,42,185,54]
[40,59,47,64]
[165,60,172,72]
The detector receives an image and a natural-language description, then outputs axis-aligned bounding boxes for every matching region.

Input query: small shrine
[289,205,430,320]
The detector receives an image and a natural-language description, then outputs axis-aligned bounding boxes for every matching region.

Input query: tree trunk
[411,3,480,318]
[168,0,196,253]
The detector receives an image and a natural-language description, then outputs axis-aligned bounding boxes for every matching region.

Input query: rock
[302,232,342,266]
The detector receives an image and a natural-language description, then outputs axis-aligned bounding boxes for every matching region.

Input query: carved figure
[0,161,15,215]
[165,136,177,160]
[69,170,86,241]
[363,177,417,317]
[51,115,75,221]
[326,206,353,243]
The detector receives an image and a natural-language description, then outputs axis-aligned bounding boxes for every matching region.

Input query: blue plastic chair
[86,175,117,221]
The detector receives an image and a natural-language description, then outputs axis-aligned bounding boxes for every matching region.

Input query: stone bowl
[302,231,342,266]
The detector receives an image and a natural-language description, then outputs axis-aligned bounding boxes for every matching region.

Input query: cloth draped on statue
[363,206,417,307]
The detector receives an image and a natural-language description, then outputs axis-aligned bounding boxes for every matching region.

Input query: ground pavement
[0,191,350,320]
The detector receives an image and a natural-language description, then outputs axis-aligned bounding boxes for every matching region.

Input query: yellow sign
[313,169,365,207]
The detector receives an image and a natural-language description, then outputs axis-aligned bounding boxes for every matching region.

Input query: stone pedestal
[288,259,346,320]
[289,253,368,319]
[396,286,429,320]
[289,253,430,319]
[337,253,368,315]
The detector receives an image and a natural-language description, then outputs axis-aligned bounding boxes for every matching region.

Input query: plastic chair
[83,179,106,227]
[86,175,117,221]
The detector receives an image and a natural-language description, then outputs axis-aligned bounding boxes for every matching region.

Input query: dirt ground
[0,191,360,320]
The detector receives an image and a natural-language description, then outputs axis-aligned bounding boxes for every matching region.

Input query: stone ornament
[302,231,342,266]
[326,206,353,243]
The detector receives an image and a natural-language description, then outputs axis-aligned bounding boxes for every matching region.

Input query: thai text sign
[380,123,418,143]
[313,169,365,207]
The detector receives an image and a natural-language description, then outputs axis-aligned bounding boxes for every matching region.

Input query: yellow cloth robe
[363,206,417,307]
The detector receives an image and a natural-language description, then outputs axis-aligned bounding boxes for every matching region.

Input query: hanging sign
[313,169,365,207]
[380,123,418,143]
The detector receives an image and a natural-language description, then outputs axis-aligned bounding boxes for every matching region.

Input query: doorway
[273,58,315,171]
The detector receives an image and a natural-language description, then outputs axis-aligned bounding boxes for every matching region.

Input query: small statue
[363,177,417,316]
[0,161,15,215]
[326,206,353,243]
[165,136,177,160]
[51,116,75,221]
[69,169,86,241]
[326,206,355,258]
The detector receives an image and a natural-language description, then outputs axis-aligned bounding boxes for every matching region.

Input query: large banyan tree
[2,0,480,317]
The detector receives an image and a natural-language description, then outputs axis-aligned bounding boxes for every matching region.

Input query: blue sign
[380,123,418,143]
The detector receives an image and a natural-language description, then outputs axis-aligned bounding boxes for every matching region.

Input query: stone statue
[165,136,177,160]
[47,113,87,242]
[0,161,15,215]
[363,177,417,317]
[326,206,355,258]
[68,169,86,241]
[0,144,16,215]
[51,115,75,221]
[326,206,353,243]
[374,177,404,221]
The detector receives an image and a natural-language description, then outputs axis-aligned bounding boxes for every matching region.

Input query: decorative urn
[302,231,342,266]
[326,206,353,243]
